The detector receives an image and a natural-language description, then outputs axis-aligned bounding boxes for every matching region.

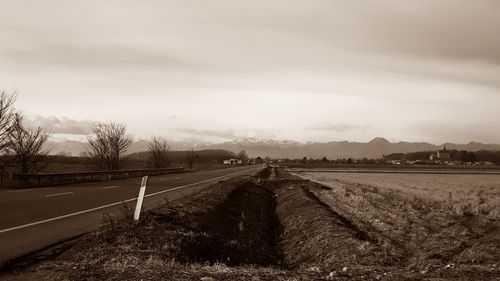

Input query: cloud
[408,120,500,144]
[2,1,500,144]
[1,43,200,72]
[251,128,283,139]
[173,127,285,141]
[173,128,239,140]
[304,123,369,133]
[26,115,95,135]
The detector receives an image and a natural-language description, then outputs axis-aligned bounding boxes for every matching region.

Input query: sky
[1,0,500,144]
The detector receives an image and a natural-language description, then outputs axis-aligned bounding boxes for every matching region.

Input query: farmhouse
[430,146,451,161]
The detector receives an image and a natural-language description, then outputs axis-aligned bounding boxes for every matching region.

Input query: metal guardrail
[10,167,186,188]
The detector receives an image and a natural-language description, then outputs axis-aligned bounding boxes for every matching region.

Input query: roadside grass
[266,181,396,274]
[256,166,272,180]
[1,174,319,280]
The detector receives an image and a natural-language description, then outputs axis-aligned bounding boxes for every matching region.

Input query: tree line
[0,90,198,175]
[283,149,500,165]
[128,149,238,167]
[384,149,500,163]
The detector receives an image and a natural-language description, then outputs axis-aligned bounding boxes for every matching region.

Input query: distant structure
[223,159,242,165]
[430,145,451,161]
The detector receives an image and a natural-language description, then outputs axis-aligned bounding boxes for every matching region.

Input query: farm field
[298,172,500,218]
[294,170,500,278]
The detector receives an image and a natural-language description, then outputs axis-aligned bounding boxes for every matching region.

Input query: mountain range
[48,137,500,159]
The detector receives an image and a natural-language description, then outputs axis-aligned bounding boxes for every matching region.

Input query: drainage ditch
[180,167,381,272]
[181,181,283,266]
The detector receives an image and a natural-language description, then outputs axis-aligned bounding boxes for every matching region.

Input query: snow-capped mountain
[223,138,302,147]
[48,137,500,159]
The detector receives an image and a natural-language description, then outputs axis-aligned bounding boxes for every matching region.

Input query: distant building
[223,159,242,165]
[430,146,451,161]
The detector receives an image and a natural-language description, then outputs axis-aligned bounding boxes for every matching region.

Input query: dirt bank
[264,169,402,280]
[180,180,282,266]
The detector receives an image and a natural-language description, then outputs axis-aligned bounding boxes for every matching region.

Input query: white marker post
[134,176,149,221]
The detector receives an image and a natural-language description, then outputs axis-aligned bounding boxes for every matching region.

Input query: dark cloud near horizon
[408,120,500,144]
[26,115,95,135]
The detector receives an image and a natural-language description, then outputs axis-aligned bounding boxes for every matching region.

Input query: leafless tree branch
[0,90,17,154]
[8,113,50,174]
[148,136,170,169]
[87,122,134,170]
[186,149,198,170]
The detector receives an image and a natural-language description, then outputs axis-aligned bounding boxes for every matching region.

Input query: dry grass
[301,172,500,218]
[268,181,395,274]
[296,170,500,280]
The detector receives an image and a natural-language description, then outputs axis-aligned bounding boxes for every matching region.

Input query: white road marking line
[0,168,256,234]
[6,187,55,193]
[45,192,74,198]
[103,185,119,189]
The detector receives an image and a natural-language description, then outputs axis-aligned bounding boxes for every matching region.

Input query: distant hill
[48,137,500,159]
[129,149,237,165]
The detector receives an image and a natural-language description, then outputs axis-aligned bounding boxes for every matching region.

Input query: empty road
[0,165,262,267]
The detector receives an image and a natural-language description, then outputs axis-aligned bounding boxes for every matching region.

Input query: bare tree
[0,90,16,153]
[186,149,198,170]
[0,91,17,184]
[8,114,50,174]
[87,122,134,170]
[148,136,170,168]
[237,150,249,164]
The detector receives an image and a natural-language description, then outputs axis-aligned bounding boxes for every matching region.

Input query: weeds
[119,202,135,221]
[102,212,115,232]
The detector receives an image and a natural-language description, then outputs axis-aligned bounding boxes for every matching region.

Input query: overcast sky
[1,0,500,144]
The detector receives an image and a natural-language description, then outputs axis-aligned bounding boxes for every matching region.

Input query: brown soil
[180,181,282,266]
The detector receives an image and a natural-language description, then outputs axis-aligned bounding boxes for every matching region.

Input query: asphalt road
[0,165,262,267]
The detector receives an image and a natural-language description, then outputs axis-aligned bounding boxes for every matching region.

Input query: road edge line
[0,168,254,234]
